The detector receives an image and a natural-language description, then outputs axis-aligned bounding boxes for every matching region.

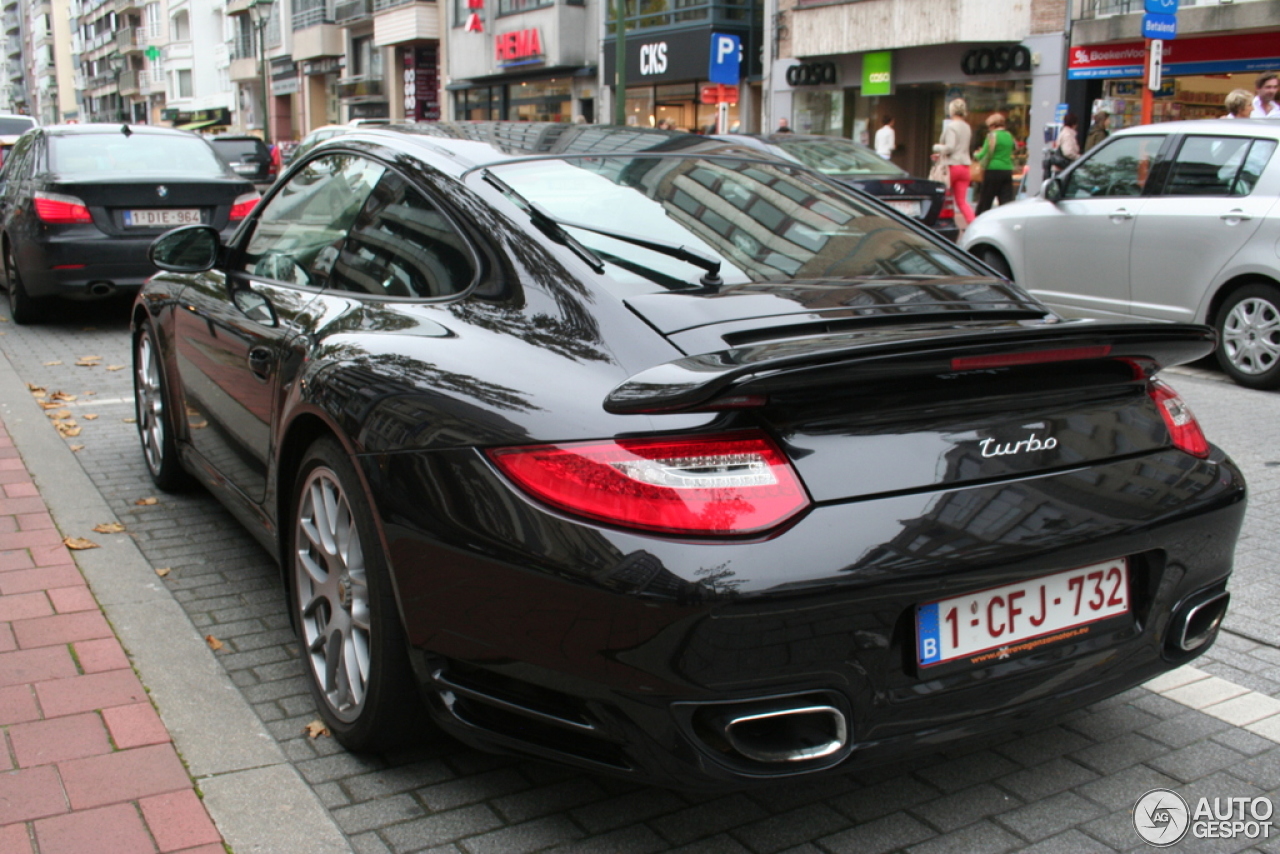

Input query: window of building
[497,0,552,16]
[172,68,193,99]
[171,10,190,41]
[350,35,382,78]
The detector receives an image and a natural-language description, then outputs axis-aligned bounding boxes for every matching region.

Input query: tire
[133,320,194,491]
[977,246,1013,281]
[1215,283,1280,390]
[4,245,42,325]
[290,437,420,751]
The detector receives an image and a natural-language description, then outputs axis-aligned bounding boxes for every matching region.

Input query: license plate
[123,209,202,228]
[916,558,1129,667]
[233,164,257,174]
[886,200,922,218]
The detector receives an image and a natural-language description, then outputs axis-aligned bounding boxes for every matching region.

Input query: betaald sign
[863,51,892,95]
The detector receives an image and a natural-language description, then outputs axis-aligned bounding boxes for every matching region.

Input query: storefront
[774,36,1064,182]
[601,25,759,132]
[1068,31,1280,129]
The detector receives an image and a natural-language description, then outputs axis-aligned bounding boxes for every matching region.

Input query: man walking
[874,116,895,160]
[1253,72,1280,118]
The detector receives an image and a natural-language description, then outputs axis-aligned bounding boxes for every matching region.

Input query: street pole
[258,22,272,145]
[613,0,626,125]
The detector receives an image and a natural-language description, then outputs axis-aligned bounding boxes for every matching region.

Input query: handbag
[1045,146,1071,171]
[969,157,985,184]
[928,157,950,188]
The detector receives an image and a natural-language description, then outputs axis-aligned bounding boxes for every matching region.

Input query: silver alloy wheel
[1222,296,1280,377]
[135,333,166,476]
[295,467,371,723]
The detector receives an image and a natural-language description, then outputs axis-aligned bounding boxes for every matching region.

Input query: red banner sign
[496,29,543,64]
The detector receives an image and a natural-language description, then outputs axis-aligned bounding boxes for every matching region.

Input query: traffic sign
[1148,39,1164,90]
[1144,0,1177,12]
[1142,13,1177,40]
[707,33,740,85]
[700,84,739,105]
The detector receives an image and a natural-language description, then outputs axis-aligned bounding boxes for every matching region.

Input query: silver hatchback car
[962,119,1280,389]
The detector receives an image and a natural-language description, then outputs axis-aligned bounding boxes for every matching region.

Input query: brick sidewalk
[0,419,225,854]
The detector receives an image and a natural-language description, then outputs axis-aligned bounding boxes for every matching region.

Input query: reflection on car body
[132,122,1243,789]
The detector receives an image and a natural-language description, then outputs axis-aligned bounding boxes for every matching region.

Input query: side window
[329,171,477,299]
[4,133,35,182]
[241,154,385,288]
[1163,136,1253,196]
[1063,136,1162,199]
[1228,139,1276,196]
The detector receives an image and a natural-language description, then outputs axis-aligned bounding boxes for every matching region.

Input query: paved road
[2,297,1278,854]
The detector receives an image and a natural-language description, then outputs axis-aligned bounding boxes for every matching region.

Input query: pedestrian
[973,112,1015,216]
[1252,72,1280,118]
[1044,113,1080,178]
[1223,89,1254,119]
[932,98,974,228]
[874,115,895,160]
[655,117,673,131]
[1084,109,1110,151]
[776,117,793,133]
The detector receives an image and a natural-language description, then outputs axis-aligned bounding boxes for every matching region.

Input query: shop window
[1063,136,1161,200]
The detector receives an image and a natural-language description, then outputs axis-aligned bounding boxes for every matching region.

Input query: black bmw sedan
[1,124,259,323]
[714,133,957,240]
[132,122,1244,789]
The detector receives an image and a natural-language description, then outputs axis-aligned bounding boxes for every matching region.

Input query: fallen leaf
[27,383,44,392]
[78,355,102,361]
[185,405,200,416]
[44,360,63,366]
[155,567,171,577]
[75,356,102,367]
[205,635,224,651]
[93,522,125,534]
[48,409,73,420]
[56,424,81,438]
[70,445,85,452]
[50,391,76,401]
[63,536,99,550]
[39,401,63,410]
[84,414,99,421]
[304,720,331,739]
[122,417,137,424]
[189,421,208,429]
[135,497,159,506]
[106,365,126,372]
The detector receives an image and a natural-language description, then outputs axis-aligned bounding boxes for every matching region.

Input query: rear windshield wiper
[552,220,724,288]
[482,169,605,274]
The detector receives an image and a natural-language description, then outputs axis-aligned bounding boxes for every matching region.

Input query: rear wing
[604,320,1215,414]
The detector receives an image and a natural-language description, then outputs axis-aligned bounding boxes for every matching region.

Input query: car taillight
[229,192,260,221]
[1149,380,1210,458]
[34,192,93,224]
[939,191,955,220]
[487,431,810,535]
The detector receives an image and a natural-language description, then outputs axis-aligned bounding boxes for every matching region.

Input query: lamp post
[109,54,126,122]
[249,0,274,146]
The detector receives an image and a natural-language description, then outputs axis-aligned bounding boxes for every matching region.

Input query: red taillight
[951,345,1112,371]
[939,191,955,220]
[229,192,260,221]
[1149,380,1210,458]
[34,192,93,224]
[487,431,810,535]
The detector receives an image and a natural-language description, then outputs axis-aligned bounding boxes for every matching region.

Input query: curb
[0,346,352,854]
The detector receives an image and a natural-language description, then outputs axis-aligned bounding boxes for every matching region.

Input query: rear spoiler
[604,319,1215,414]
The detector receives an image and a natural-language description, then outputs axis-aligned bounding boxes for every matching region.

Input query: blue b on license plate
[916,558,1129,667]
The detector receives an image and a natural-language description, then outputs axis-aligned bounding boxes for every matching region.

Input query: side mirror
[149,225,221,273]
[1043,176,1064,203]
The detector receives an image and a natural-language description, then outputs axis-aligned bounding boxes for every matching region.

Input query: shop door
[1129,135,1275,322]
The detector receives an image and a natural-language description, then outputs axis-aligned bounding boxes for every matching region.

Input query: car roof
[42,123,203,138]
[1113,118,1280,139]
[311,121,763,179]
[211,135,266,143]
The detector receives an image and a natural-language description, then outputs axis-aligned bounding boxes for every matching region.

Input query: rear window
[775,138,909,177]
[51,134,230,177]
[211,139,265,160]
[0,117,35,136]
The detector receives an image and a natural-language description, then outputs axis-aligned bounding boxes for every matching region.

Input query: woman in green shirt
[973,112,1016,216]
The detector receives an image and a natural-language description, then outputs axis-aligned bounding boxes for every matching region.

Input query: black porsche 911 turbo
[131,122,1244,789]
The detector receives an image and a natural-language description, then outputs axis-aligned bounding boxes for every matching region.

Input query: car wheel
[1215,283,1280,390]
[977,247,1013,281]
[133,320,194,491]
[291,437,419,751]
[4,245,42,325]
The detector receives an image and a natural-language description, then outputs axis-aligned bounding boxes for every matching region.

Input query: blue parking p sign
[708,33,740,85]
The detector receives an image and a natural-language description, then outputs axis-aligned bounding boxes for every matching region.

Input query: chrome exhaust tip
[1170,590,1229,652]
[88,281,116,297]
[719,704,848,764]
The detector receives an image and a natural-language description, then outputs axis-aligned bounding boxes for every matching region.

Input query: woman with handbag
[1043,113,1080,179]
[932,98,974,228]
[973,112,1016,216]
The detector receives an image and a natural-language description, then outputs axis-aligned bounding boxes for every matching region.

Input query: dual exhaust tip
[1169,589,1229,653]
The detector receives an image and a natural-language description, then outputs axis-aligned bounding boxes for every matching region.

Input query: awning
[177,119,218,130]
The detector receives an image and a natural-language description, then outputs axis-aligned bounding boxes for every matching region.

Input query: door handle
[1220,210,1252,223]
[1109,208,1135,221]
[247,346,274,380]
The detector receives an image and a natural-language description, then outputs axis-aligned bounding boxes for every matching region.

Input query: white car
[962,119,1280,389]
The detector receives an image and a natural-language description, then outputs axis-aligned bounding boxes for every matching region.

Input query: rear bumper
[363,446,1246,788]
